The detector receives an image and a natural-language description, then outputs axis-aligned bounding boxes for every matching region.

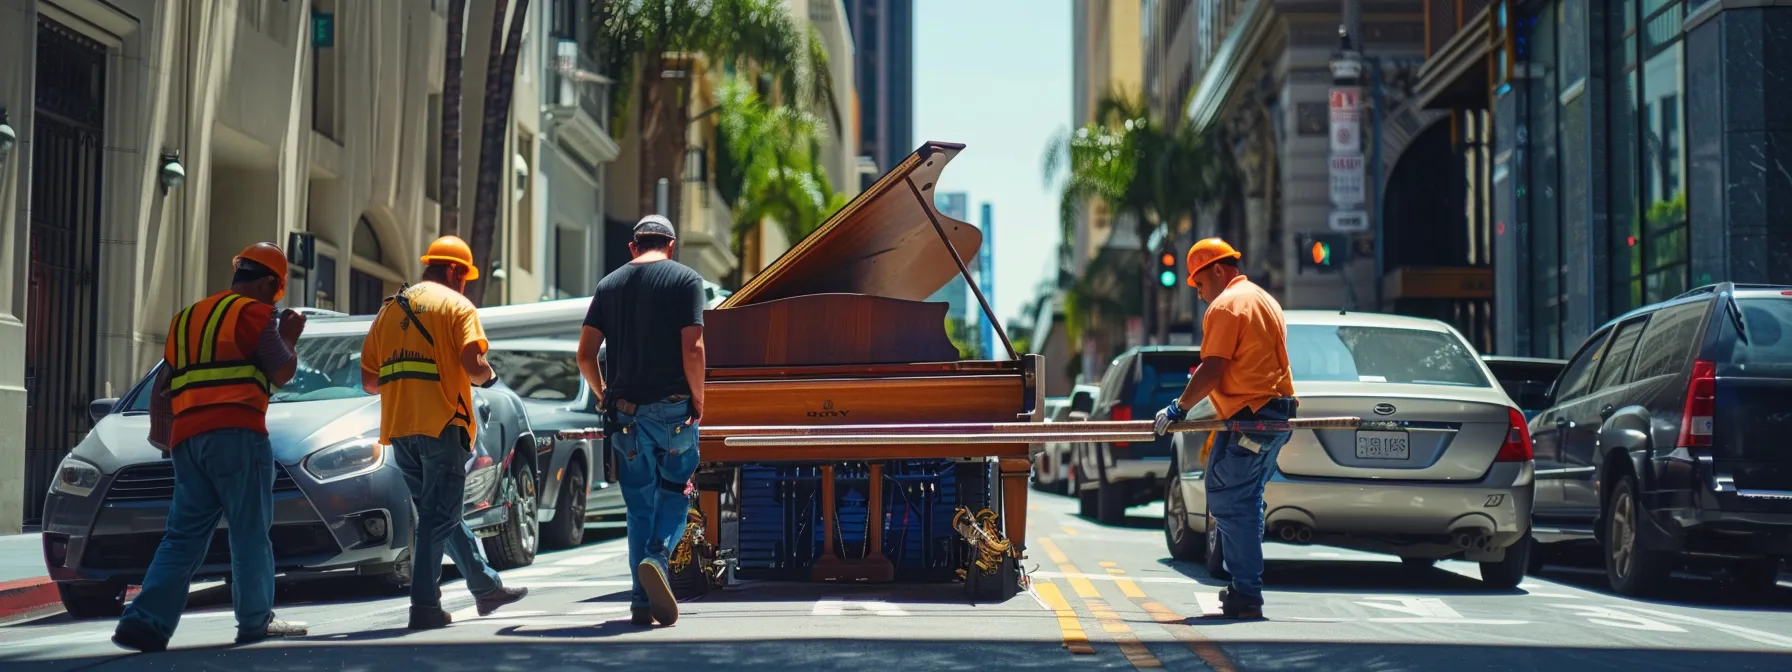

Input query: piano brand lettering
[807,399,851,418]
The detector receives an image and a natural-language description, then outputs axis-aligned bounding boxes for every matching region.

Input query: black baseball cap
[633,215,677,240]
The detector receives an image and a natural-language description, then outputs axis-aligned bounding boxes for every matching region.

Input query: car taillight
[1496,407,1532,462]
[1111,405,1133,447]
[1676,359,1716,448]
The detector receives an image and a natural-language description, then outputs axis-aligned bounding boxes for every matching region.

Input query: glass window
[1555,328,1612,402]
[1614,0,1691,306]
[486,348,583,402]
[1608,6,1643,313]
[1714,297,1792,377]
[1592,318,1649,391]
[353,217,383,263]
[1525,4,1563,358]
[1286,325,1491,388]
[1629,300,1707,380]
[274,334,374,404]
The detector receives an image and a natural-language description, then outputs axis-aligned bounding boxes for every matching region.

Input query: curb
[0,577,59,621]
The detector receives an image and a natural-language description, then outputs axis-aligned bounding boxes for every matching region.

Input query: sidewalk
[0,532,56,622]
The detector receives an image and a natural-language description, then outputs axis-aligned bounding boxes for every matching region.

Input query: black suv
[1528,283,1792,596]
[1070,346,1203,524]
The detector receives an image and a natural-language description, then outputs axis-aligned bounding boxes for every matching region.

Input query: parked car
[1033,385,1098,494]
[1528,282,1792,596]
[1482,355,1566,420]
[1163,311,1535,589]
[1072,346,1205,524]
[40,315,543,618]
[487,338,625,550]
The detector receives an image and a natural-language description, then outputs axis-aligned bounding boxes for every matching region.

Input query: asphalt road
[2,492,1790,671]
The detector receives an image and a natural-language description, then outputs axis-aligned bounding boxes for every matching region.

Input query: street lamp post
[1327,24,1369,311]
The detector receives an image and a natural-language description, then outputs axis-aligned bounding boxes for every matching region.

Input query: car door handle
[1599,405,1615,419]
[1555,418,1573,429]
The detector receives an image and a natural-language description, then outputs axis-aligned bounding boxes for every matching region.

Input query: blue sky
[912,0,1071,328]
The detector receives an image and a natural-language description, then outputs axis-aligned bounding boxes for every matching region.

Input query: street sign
[1329,155,1366,206]
[311,11,334,48]
[1330,110,1361,154]
[1329,210,1370,233]
[1329,89,1361,110]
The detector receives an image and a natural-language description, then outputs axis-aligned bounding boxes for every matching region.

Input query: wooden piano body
[688,142,1043,599]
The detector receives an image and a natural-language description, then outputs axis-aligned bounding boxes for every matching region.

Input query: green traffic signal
[1159,270,1176,287]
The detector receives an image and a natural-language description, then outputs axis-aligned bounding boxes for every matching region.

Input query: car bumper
[1181,461,1536,559]
[40,460,416,585]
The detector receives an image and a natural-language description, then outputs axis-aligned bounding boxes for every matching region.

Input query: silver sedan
[1163,310,1536,588]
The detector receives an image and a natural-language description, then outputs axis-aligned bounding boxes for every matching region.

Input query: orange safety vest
[164,291,275,415]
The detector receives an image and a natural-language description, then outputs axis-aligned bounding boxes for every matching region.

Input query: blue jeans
[393,426,503,608]
[119,428,276,641]
[1205,398,1297,606]
[611,398,701,609]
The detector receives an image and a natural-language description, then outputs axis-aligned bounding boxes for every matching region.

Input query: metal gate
[23,19,107,526]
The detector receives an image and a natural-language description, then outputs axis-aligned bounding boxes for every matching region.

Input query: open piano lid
[717,141,981,308]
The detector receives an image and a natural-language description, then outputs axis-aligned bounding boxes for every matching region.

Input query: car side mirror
[89,398,118,423]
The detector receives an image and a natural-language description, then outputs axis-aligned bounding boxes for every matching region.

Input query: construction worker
[114,243,309,652]
[360,235,527,629]
[1153,238,1297,620]
[577,215,708,627]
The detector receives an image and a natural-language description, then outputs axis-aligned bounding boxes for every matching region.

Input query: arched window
[349,217,390,314]
[353,217,383,262]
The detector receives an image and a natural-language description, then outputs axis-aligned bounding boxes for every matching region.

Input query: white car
[1163,310,1536,588]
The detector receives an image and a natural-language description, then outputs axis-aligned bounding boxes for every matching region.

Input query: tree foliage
[713,75,848,270]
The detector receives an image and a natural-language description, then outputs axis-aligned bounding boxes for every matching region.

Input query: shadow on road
[10,637,1792,671]
[1158,556,1528,597]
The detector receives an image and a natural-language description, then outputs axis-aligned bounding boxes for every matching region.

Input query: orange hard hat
[1185,237,1242,287]
[421,235,480,280]
[233,243,289,302]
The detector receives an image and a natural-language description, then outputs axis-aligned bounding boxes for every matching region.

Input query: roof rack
[1672,282,1791,301]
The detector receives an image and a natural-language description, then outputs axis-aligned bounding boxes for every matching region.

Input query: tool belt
[610,394,691,416]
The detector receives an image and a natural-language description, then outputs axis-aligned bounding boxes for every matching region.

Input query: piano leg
[811,462,897,583]
[1000,458,1031,549]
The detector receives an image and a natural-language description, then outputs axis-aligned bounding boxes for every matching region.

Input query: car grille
[104,462,301,502]
[81,522,341,570]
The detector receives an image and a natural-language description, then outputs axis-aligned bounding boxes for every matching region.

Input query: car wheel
[1604,474,1670,597]
[1204,508,1229,580]
[1096,477,1127,526]
[1479,535,1530,589]
[542,461,588,550]
[56,581,126,619]
[1401,557,1437,570]
[484,458,540,570]
[1164,470,1205,561]
[1073,464,1098,518]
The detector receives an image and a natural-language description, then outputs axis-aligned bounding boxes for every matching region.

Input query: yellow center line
[1115,577,1148,599]
[1141,601,1236,672]
[1060,525,1080,535]
[1034,581,1095,655]
[1099,561,1119,567]
[1085,598,1163,668]
[1035,536,1070,564]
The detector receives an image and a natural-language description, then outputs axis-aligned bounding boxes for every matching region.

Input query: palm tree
[600,0,839,230]
[1042,90,1232,350]
[465,0,533,306]
[712,75,847,287]
[439,0,468,237]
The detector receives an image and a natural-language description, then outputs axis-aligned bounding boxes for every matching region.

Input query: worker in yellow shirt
[360,235,526,629]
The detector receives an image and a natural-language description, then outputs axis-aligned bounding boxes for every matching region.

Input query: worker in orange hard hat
[116,243,309,652]
[1155,237,1297,620]
[361,234,525,629]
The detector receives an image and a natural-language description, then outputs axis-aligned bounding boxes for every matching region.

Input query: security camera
[160,151,186,194]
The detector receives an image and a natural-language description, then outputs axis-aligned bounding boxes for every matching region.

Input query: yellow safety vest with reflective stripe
[164,291,274,415]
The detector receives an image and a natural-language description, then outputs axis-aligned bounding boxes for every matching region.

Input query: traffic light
[1158,252,1177,287]
[1298,233,1351,273]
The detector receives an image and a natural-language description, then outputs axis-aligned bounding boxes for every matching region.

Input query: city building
[0,0,511,530]
[844,0,912,191]
[536,0,623,300]
[928,191,972,322]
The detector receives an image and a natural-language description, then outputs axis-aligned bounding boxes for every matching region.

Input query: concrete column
[0,0,39,533]
[1685,5,1792,285]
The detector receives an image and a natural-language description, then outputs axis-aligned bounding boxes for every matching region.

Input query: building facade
[536,0,622,300]
[844,0,912,188]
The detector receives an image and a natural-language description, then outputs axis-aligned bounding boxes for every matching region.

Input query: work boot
[111,619,168,653]
[408,606,453,630]
[637,559,678,626]
[475,586,528,616]
[236,619,309,644]
[1214,588,1264,619]
[631,607,654,626]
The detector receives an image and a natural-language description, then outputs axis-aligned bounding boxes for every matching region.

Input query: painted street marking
[1116,578,1148,599]
[553,550,627,567]
[1522,592,1583,599]
[1033,581,1095,654]
[812,598,909,616]
[1141,601,1237,672]
[1032,571,1200,585]
[1061,526,1081,536]
[1036,537,1071,565]
[1616,606,1792,648]
[1357,596,1461,619]
[508,580,633,588]
[1099,561,1119,568]
[1084,597,1163,668]
[501,566,570,578]
[1195,592,1223,616]
[1307,551,1347,558]
[1550,604,1685,632]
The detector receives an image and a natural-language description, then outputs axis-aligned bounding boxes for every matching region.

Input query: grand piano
[685,141,1044,600]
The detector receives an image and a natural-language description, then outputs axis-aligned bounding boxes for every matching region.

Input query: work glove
[1154,399,1188,436]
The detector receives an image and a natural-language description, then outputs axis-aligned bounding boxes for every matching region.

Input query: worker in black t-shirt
[577,214,708,628]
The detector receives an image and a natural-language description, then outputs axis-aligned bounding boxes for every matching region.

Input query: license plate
[1355,431,1410,460]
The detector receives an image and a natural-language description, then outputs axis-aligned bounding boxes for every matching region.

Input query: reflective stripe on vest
[377,354,441,385]
[166,292,273,415]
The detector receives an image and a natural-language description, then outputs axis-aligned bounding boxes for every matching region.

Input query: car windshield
[487,349,583,402]
[271,334,374,403]
[1288,325,1491,387]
